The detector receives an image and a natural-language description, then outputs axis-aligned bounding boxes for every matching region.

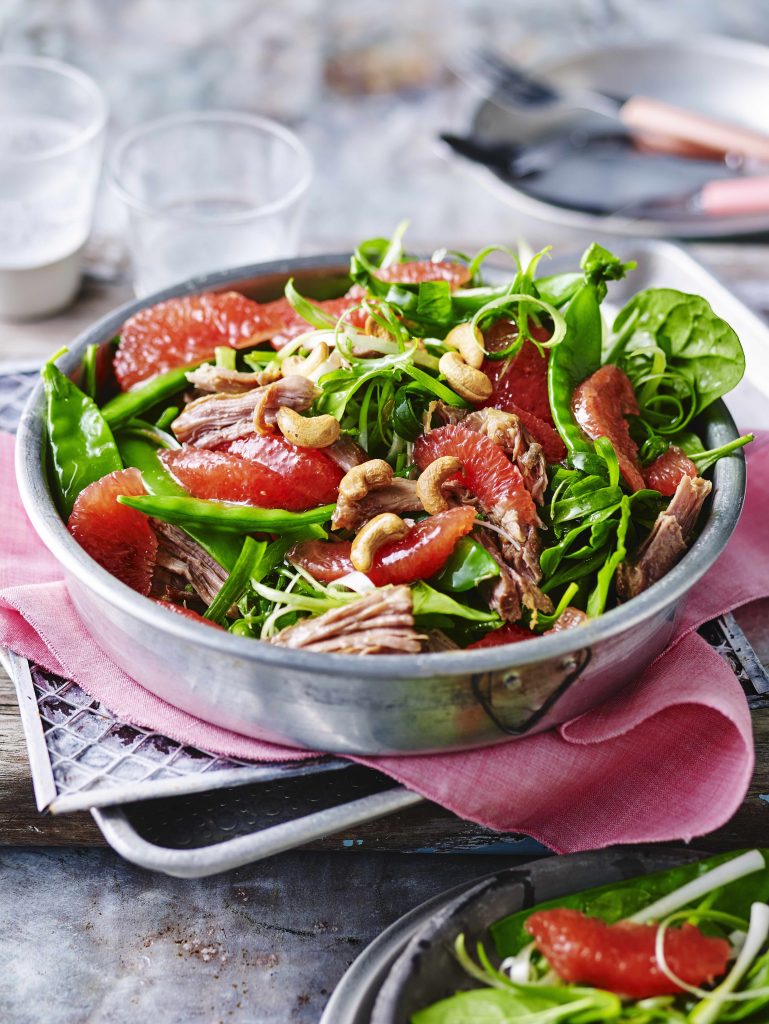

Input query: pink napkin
[2,431,767,854]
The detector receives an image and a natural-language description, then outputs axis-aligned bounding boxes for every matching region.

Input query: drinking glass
[109,111,313,296]
[0,55,107,319]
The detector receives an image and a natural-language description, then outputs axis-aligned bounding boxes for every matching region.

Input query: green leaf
[579,242,636,302]
[204,537,265,624]
[547,282,603,457]
[490,849,769,958]
[610,288,745,416]
[416,279,453,327]
[392,384,432,441]
[586,496,630,617]
[431,538,500,593]
[411,582,500,623]
[284,278,338,329]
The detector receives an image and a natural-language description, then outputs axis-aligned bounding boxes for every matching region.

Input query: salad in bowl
[42,226,751,656]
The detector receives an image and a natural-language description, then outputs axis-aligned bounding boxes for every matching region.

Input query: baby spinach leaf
[610,288,745,416]
[411,582,500,623]
[431,538,500,593]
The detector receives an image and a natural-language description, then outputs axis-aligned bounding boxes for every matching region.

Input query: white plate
[467,35,769,239]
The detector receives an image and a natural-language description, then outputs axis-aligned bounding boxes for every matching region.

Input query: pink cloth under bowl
[2,431,767,854]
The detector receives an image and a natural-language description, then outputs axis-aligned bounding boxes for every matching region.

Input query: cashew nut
[350,513,408,572]
[282,341,330,378]
[439,351,493,403]
[416,456,462,514]
[276,407,340,448]
[444,322,486,369]
[338,459,393,502]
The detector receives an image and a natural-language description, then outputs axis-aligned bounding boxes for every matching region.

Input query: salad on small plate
[386,849,769,1024]
[43,225,751,654]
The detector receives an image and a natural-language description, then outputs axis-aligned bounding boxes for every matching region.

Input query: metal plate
[468,36,769,238]
[13,246,751,755]
[322,847,700,1024]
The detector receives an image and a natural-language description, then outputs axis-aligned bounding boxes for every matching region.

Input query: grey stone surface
[0,847,513,1023]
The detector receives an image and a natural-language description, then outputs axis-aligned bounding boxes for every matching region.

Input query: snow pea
[204,537,265,624]
[42,360,122,516]
[101,362,205,429]
[547,282,602,458]
[117,494,336,534]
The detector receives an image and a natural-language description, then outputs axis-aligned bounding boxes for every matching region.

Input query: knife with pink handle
[619,96,769,164]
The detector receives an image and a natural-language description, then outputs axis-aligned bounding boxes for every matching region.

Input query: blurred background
[3,0,769,271]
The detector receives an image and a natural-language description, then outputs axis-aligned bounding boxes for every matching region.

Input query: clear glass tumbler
[109,111,313,296]
[0,55,107,319]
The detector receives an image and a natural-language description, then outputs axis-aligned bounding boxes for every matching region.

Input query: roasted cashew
[439,351,493,403]
[338,459,393,502]
[350,513,408,572]
[282,341,330,378]
[444,322,486,369]
[276,406,340,448]
[416,455,462,514]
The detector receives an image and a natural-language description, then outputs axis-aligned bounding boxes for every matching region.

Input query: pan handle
[92,786,423,878]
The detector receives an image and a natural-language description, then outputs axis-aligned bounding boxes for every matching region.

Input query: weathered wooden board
[2,600,767,851]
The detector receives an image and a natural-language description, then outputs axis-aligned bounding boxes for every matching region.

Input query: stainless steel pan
[14,244,749,755]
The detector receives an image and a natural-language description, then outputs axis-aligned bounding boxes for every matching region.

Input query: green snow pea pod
[547,282,603,459]
[101,362,206,429]
[42,360,122,516]
[117,494,336,535]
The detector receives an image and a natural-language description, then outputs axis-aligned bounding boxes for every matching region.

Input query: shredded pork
[186,362,281,394]
[462,408,547,503]
[271,585,422,654]
[152,522,229,606]
[172,375,318,447]
[474,529,552,621]
[332,477,423,532]
[616,475,712,600]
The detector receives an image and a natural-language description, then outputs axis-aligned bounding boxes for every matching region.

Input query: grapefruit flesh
[525,908,730,999]
[68,467,157,595]
[572,365,645,491]
[115,292,291,390]
[467,623,534,648]
[479,320,566,463]
[289,506,476,585]
[644,445,697,496]
[375,259,471,288]
[153,600,225,629]
[160,440,340,511]
[413,424,539,528]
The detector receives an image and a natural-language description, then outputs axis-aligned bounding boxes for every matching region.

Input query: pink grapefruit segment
[643,445,697,496]
[289,506,476,586]
[525,908,730,1000]
[68,467,158,595]
[153,599,225,629]
[479,321,566,463]
[115,291,291,390]
[572,365,645,491]
[160,439,341,512]
[413,424,538,528]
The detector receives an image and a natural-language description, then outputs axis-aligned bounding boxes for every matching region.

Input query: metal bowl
[15,254,746,755]
[469,35,769,240]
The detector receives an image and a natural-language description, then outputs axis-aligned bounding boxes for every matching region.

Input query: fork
[451,47,769,164]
